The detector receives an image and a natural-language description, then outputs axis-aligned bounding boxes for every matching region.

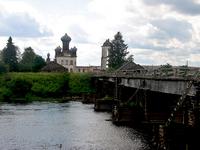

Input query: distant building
[76,66,101,73]
[115,61,146,74]
[55,33,77,72]
[101,39,112,70]
[42,33,102,73]
[41,61,68,72]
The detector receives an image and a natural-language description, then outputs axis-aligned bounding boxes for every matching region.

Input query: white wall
[56,56,77,72]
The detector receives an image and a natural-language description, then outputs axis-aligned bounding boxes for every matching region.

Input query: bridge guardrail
[93,69,199,80]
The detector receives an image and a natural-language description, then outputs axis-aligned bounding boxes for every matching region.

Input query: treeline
[0,72,94,103]
[0,37,46,73]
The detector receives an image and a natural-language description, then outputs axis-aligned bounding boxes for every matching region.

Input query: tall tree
[19,47,46,72]
[19,47,36,71]
[108,32,129,70]
[32,55,46,72]
[2,37,18,71]
[21,47,35,64]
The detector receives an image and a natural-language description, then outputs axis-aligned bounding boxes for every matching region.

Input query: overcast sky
[1,0,200,66]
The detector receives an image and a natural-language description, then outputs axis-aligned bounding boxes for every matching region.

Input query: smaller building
[77,66,101,73]
[116,61,145,74]
[41,61,68,72]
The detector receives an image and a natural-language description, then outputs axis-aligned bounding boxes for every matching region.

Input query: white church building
[54,33,77,72]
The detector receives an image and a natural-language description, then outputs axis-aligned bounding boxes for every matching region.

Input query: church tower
[61,33,71,54]
[101,39,111,70]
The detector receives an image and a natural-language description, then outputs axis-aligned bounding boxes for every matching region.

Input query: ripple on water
[0,101,150,150]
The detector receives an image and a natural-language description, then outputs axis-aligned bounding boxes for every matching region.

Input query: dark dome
[61,33,71,42]
[55,46,61,51]
[102,39,112,47]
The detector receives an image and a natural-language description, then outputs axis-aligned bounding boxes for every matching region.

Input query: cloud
[0,12,52,37]
[143,0,200,15]
[68,24,89,44]
[149,18,193,42]
[129,41,170,51]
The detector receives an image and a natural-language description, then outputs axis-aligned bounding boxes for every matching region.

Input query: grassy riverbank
[0,72,94,103]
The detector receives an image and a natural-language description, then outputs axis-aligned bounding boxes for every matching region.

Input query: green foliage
[21,47,35,64]
[19,47,35,71]
[19,47,46,72]
[179,65,189,77]
[0,72,94,103]
[2,37,18,72]
[159,63,174,76]
[69,73,94,95]
[108,32,129,70]
[0,73,69,102]
[0,62,8,74]
[32,55,46,71]
[0,87,12,101]
[7,78,32,98]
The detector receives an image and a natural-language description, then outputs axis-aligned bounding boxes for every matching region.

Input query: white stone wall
[101,46,109,70]
[56,56,76,72]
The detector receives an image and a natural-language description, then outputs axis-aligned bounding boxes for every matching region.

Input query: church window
[70,60,73,65]
[61,60,64,65]
[65,60,68,65]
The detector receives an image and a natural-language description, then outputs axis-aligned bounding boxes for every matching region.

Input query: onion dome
[71,46,77,51]
[61,33,71,42]
[55,46,61,52]
[102,39,112,47]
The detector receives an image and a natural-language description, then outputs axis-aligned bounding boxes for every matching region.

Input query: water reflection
[0,101,150,150]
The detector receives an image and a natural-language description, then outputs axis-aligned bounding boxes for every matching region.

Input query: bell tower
[101,39,111,70]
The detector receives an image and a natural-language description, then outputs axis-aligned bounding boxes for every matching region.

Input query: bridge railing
[93,69,199,80]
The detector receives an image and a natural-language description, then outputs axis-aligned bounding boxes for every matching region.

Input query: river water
[0,101,150,150]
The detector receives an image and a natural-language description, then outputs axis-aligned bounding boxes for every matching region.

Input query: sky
[0,0,200,67]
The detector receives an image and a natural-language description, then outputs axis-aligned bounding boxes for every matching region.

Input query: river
[0,101,151,150]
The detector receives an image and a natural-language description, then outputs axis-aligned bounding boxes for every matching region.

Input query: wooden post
[194,81,200,127]
[144,89,148,121]
[158,124,166,150]
[115,77,118,100]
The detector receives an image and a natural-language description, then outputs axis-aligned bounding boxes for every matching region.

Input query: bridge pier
[92,75,200,149]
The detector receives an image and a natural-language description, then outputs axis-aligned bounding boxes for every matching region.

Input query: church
[43,33,101,73]
[54,33,77,72]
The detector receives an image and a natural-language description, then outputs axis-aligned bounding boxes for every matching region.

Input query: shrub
[7,78,32,98]
[69,73,94,95]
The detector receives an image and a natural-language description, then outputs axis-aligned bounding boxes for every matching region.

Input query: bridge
[92,70,200,149]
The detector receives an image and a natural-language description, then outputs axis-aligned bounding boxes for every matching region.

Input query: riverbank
[0,72,94,103]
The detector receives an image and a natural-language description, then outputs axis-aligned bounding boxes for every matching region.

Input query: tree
[32,55,46,72]
[108,32,129,70]
[19,47,36,71]
[179,65,189,77]
[0,50,2,61]
[159,63,174,76]
[0,51,8,73]
[19,47,46,72]
[21,47,35,64]
[0,62,7,74]
[126,54,134,62]
[2,37,18,71]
